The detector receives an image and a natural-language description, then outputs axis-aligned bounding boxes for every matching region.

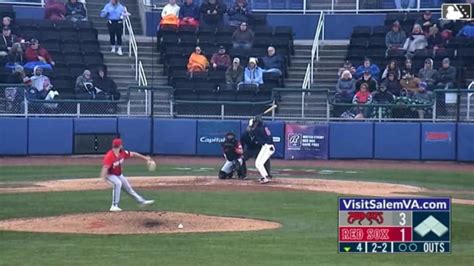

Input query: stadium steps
[277,44,347,119]
[86,0,143,35]
[99,37,171,115]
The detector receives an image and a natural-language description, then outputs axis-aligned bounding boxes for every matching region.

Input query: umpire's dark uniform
[240,129,271,178]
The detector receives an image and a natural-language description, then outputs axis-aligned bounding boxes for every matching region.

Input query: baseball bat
[262,104,278,115]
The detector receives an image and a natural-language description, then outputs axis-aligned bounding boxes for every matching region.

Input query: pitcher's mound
[0,211,281,235]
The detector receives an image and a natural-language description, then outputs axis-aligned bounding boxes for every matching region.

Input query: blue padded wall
[28,118,73,154]
[154,119,197,155]
[374,123,421,160]
[329,122,374,159]
[421,123,456,160]
[197,120,241,156]
[240,120,285,158]
[74,118,117,134]
[457,123,474,161]
[0,118,28,155]
[118,118,152,154]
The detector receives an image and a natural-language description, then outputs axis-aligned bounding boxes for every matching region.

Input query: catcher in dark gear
[218,132,245,179]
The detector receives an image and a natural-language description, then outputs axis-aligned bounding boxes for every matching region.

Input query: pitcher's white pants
[106,175,145,206]
[255,144,275,178]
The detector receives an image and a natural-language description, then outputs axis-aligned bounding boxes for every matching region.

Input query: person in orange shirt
[100,138,155,212]
[187,46,209,73]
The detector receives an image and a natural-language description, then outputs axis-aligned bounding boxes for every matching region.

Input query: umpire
[239,119,271,179]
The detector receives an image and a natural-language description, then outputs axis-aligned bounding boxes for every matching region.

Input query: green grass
[0,164,472,265]
[0,190,472,266]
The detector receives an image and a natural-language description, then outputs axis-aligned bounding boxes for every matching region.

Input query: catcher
[218,132,245,179]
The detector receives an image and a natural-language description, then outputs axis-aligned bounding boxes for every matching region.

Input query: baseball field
[0,156,473,265]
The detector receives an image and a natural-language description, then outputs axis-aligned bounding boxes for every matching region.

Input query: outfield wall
[1,117,473,161]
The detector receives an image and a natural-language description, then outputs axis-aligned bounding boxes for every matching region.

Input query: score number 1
[400,212,406,241]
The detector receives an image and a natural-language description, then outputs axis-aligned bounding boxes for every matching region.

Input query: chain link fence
[1,84,473,122]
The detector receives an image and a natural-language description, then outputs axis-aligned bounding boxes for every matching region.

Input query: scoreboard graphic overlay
[338,197,451,253]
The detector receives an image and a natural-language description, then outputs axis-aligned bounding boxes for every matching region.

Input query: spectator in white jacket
[162,0,180,18]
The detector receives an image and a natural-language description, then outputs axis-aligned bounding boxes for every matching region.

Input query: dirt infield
[1,156,474,172]
[0,176,471,205]
[0,211,281,235]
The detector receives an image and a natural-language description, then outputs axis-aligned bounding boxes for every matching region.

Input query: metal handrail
[310,10,324,85]
[464,82,474,120]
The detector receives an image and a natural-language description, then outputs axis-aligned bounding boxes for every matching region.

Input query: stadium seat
[180,35,198,46]
[352,26,371,38]
[253,26,273,37]
[216,26,236,36]
[75,21,93,29]
[62,41,82,54]
[368,37,386,48]
[349,37,368,48]
[60,29,79,41]
[372,26,388,37]
[177,25,197,36]
[78,29,98,41]
[81,40,100,52]
[55,20,75,31]
[41,40,61,52]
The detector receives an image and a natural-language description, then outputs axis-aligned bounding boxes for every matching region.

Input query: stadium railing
[0,85,173,117]
[143,0,441,13]
[2,84,473,122]
[0,0,43,6]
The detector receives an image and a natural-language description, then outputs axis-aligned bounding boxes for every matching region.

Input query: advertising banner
[197,120,241,156]
[285,123,328,160]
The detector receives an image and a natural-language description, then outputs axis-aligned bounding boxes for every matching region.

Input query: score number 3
[400,213,406,241]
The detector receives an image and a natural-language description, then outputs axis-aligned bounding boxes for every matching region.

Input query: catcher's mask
[224,132,236,144]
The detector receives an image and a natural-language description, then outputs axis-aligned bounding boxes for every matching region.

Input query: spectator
[93,66,120,100]
[383,72,402,96]
[413,82,434,118]
[401,58,416,78]
[0,27,16,57]
[44,0,66,22]
[385,21,406,50]
[27,69,59,111]
[211,45,231,70]
[200,0,226,27]
[65,0,88,22]
[402,24,428,54]
[427,25,444,49]
[179,0,199,27]
[335,70,356,103]
[456,21,474,38]
[394,0,415,10]
[225,57,244,90]
[416,11,435,34]
[5,65,26,113]
[6,42,24,70]
[228,0,251,27]
[187,46,209,72]
[354,58,380,80]
[413,81,433,102]
[381,60,401,80]
[24,39,54,70]
[372,84,395,104]
[30,66,53,93]
[101,0,128,56]
[261,46,284,76]
[232,22,254,49]
[240,57,263,89]
[7,65,25,83]
[436,57,456,88]
[2,16,12,28]
[356,70,378,92]
[400,69,421,95]
[338,60,355,77]
[418,58,437,89]
[352,83,373,119]
[75,70,94,99]
[161,0,180,27]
